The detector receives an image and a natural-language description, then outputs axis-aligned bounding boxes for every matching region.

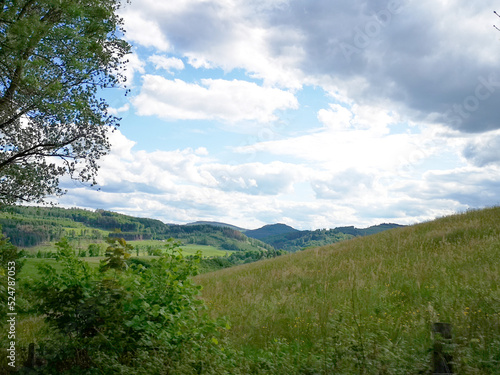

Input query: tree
[0,0,130,204]
[99,236,132,272]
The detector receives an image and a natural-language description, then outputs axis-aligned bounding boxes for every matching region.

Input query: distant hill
[244,222,405,252]
[244,223,298,240]
[334,223,405,236]
[252,229,352,252]
[186,221,245,231]
[0,205,405,253]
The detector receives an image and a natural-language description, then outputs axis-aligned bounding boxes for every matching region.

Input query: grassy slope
[195,207,500,373]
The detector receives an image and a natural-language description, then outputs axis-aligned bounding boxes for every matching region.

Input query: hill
[244,223,298,240]
[334,222,405,236]
[0,206,402,254]
[249,228,353,252]
[245,222,404,252]
[195,207,500,373]
[0,206,272,252]
[186,221,245,231]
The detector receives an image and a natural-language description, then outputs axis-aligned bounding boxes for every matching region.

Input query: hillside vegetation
[0,206,398,255]
[0,206,272,253]
[195,207,500,374]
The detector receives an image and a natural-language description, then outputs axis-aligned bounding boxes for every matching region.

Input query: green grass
[195,207,500,374]
[19,243,233,280]
[179,244,234,257]
[19,257,102,279]
[24,239,234,256]
[21,238,104,254]
[128,241,234,257]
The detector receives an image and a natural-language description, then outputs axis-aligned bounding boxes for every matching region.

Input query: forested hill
[244,223,298,240]
[243,223,405,252]
[0,205,404,252]
[186,221,245,231]
[0,206,272,252]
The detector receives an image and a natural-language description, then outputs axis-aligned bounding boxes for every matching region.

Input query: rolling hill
[244,223,299,239]
[0,206,272,252]
[195,207,500,373]
[0,205,404,253]
[244,222,405,252]
[186,221,245,231]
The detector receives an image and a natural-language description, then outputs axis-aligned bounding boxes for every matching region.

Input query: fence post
[432,322,453,374]
[25,343,36,368]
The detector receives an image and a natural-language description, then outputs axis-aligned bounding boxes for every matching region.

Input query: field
[19,244,233,279]
[19,257,102,279]
[128,241,234,257]
[195,207,500,373]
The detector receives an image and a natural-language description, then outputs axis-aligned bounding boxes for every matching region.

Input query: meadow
[18,243,234,279]
[128,241,234,257]
[195,207,500,373]
[3,207,499,374]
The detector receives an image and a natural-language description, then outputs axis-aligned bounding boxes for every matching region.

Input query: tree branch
[0,134,85,170]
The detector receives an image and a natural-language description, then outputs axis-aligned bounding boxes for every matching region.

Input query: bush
[0,232,24,317]
[29,238,228,373]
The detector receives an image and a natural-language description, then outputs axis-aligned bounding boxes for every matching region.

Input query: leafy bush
[0,231,24,317]
[29,238,227,374]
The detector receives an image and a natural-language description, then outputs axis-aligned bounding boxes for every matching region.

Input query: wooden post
[432,323,453,374]
[25,343,36,368]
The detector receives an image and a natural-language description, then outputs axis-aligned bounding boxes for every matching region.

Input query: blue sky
[57,0,500,230]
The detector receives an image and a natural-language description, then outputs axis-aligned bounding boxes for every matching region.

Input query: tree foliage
[0,0,130,204]
[99,236,132,272]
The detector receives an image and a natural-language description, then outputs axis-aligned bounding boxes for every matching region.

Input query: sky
[57,0,500,230]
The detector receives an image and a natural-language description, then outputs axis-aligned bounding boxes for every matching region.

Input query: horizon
[13,203,438,232]
[51,0,500,231]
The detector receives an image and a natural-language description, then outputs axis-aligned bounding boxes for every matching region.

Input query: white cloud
[131,75,298,122]
[122,52,145,87]
[57,1,500,230]
[120,7,170,51]
[205,161,308,195]
[236,103,421,173]
[317,104,353,130]
[311,168,376,200]
[120,0,305,88]
[120,0,500,131]
[55,127,500,230]
[107,103,130,116]
[148,55,185,73]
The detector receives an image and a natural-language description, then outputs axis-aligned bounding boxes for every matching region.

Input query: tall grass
[196,207,500,373]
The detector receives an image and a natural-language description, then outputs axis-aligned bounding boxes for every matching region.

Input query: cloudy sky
[58,0,500,230]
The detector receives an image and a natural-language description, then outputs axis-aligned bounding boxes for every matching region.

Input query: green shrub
[29,238,227,373]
